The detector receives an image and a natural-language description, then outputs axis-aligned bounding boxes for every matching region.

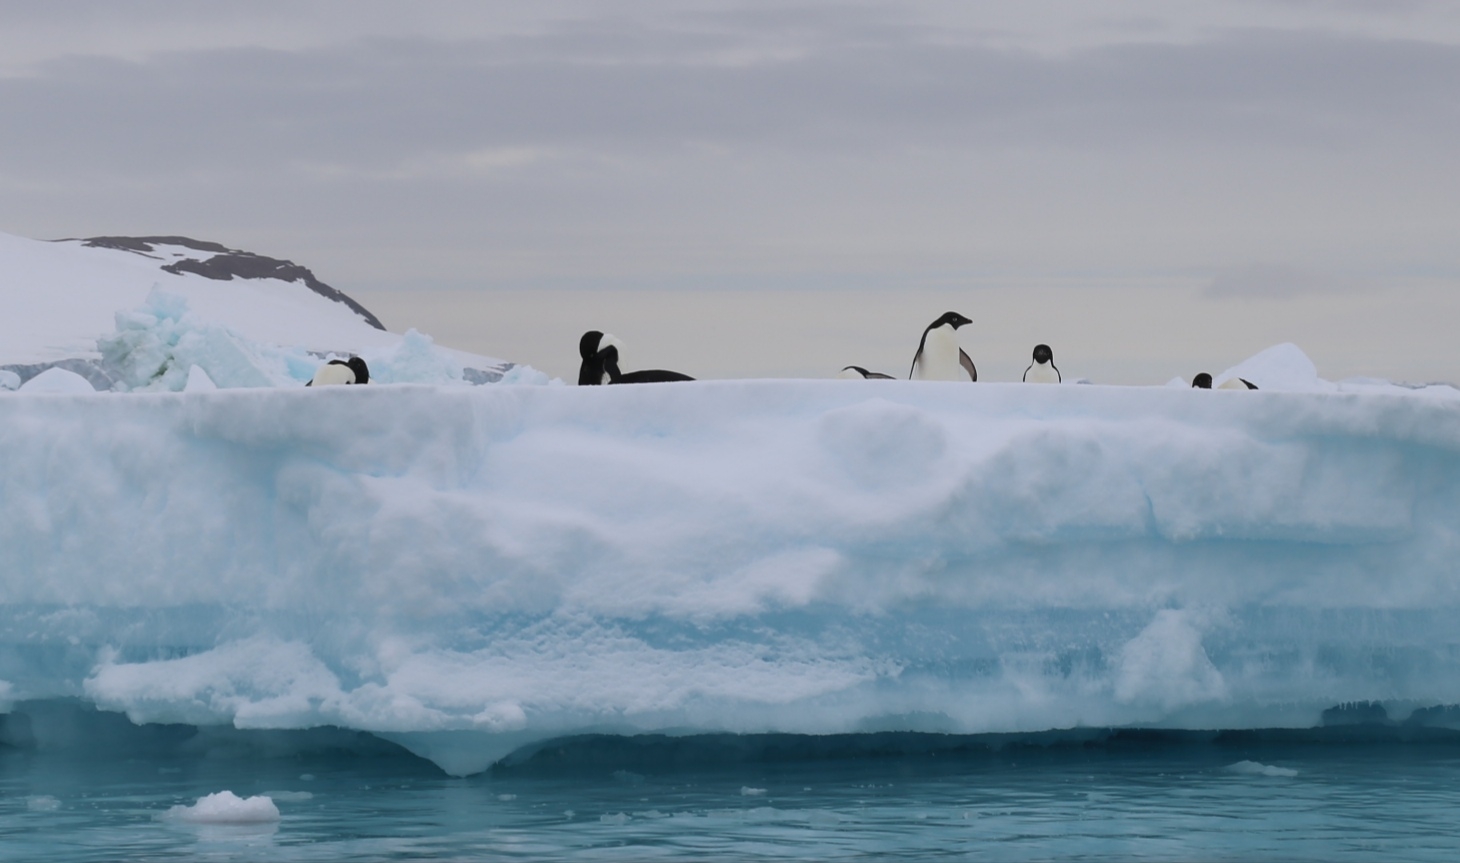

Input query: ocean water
[5,726,1460,861]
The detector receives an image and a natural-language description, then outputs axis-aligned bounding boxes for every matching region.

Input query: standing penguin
[578,331,626,385]
[1022,344,1061,383]
[909,311,976,381]
[307,356,369,387]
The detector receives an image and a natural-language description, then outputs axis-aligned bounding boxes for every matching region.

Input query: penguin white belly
[1024,362,1061,384]
[1218,377,1253,390]
[310,363,356,386]
[913,326,967,381]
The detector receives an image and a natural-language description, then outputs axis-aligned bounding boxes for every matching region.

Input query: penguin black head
[579,331,605,361]
[927,311,973,331]
[1032,344,1053,364]
[1192,373,1213,389]
[346,356,369,384]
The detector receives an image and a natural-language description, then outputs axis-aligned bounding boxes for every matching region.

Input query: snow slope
[0,230,517,386]
[4,368,1460,774]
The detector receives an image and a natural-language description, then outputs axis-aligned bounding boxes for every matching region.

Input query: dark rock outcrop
[70,236,386,331]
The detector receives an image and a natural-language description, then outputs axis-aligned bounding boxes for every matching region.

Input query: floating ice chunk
[27,795,61,812]
[1225,760,1298,778]
[262,790,313,802]
[163,791,280,823]
[599,812,631,825]
[18,367,96,393]
[741,786,768,796]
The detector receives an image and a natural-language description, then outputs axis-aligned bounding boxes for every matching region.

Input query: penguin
[1022,344,1061,383]
[839,365,895,380]
[1192,372,1257,390]
[597,344,694,384]
[307,356,369,387]
[578,330,626,385]
[909,312,976,381]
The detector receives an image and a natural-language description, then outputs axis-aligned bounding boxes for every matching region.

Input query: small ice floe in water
[162,791,281,823]
[1225,760,1298,778]
[741,786,768,796]
[497,794,517,801]
[27,795,61,812]
[262,790,313,802]
[600,812,631,825]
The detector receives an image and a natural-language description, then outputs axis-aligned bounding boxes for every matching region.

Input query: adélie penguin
[578,330,626,385]
[838,365,895,380]
[1022,344,1061,383]
[909,311,976,381]
[307,356,369,387]
[1192,372,1257,390]
[596,344,694,384]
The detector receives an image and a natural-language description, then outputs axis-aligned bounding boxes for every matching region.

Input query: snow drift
[4,364,1460,774]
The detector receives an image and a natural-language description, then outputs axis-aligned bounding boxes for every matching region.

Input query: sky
[2,1,1458,382]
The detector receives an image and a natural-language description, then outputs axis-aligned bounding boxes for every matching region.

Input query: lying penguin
[578,331,693,384]
[307,356,369,386]
[838,365,895,380]
[1022,344,1061,383]
[910,312,977,381]
[596,344,694,384]
[1192,372,1257,390]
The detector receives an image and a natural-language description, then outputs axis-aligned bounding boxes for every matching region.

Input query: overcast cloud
[1,1,1457,380]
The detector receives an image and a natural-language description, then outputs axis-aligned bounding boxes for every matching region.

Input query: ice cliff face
[4,376,1460,774]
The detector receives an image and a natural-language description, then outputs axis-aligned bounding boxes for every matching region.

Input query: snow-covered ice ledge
[4,376,1460,775]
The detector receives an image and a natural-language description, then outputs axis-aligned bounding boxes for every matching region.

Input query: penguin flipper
[908,347,923,380]
[959,349,977,382]
[841,365,894,380]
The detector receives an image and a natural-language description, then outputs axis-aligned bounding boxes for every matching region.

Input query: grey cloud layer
[6,24,1457,171]
[1,7,1457,288]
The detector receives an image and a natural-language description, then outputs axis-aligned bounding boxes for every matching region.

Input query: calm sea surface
[4,735,1460,861]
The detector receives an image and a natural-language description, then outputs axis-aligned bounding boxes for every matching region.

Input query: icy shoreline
[4,379,1460,774]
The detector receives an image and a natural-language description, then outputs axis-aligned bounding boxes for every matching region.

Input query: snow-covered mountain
[0,230,527,389]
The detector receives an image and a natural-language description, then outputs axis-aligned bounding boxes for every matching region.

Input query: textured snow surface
[4,351,1460,774]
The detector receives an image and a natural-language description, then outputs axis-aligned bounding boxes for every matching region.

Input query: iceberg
[3,349,1460,775]
[162,791,281,824]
